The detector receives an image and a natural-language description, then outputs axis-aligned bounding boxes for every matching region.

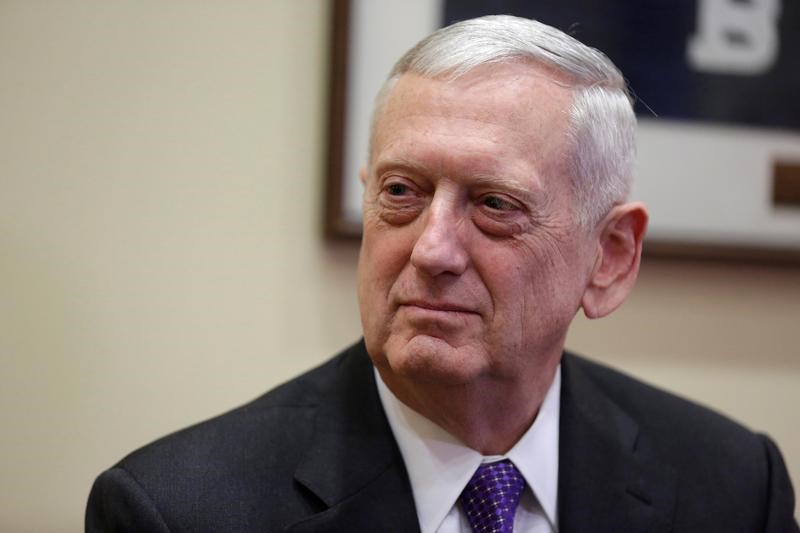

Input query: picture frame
[324,0,800,265]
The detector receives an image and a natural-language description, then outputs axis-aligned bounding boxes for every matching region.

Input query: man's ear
[581,202,648,319]
[359,166,367,185]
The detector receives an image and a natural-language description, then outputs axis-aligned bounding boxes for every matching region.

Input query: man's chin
[379,334,489,385]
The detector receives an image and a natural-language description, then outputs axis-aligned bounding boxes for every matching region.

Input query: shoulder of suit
[562,351,766,451]
[115,341,368,474]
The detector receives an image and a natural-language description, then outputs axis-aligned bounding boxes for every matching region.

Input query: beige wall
[0,2,797,531]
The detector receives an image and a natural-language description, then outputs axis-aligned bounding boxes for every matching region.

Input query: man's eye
[385,183,409,196]
[481,195,516,211]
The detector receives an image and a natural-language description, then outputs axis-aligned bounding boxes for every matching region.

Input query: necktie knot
[459,459,526,533]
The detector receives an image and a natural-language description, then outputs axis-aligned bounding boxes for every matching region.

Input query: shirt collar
[375,366,561,533]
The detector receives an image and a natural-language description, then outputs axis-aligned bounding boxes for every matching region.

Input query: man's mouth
[399,300,478,315]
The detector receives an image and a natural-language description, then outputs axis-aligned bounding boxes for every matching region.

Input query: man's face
[358,63,599,386]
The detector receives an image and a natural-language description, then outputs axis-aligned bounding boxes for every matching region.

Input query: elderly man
[87,15,798,532]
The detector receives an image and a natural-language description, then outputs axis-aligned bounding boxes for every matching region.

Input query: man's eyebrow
[470,174,548,206]
[372,158,551,206]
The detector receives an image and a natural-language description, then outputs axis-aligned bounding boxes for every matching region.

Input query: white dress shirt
[375,366,561,533]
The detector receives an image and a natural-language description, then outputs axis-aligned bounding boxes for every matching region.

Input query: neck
[377,359,559,455]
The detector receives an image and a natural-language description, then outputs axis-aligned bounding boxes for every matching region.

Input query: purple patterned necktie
[459,459,526,533]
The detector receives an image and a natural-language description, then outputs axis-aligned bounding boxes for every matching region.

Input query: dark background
[444,0,800,131]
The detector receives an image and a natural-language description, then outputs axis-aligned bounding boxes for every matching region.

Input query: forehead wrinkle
[374,123,531,175]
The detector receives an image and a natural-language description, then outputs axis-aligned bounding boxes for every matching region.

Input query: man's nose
[409,197,469,277]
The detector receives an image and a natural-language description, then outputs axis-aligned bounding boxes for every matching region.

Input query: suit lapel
[287,342,420,533]
[558,354,677,533]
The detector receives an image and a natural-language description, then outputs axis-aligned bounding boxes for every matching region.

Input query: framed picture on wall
[325,0,800,264]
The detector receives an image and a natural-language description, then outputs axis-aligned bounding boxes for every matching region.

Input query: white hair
[372,15,637,227]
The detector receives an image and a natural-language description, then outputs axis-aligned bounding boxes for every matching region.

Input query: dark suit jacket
[87,340,798,532]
